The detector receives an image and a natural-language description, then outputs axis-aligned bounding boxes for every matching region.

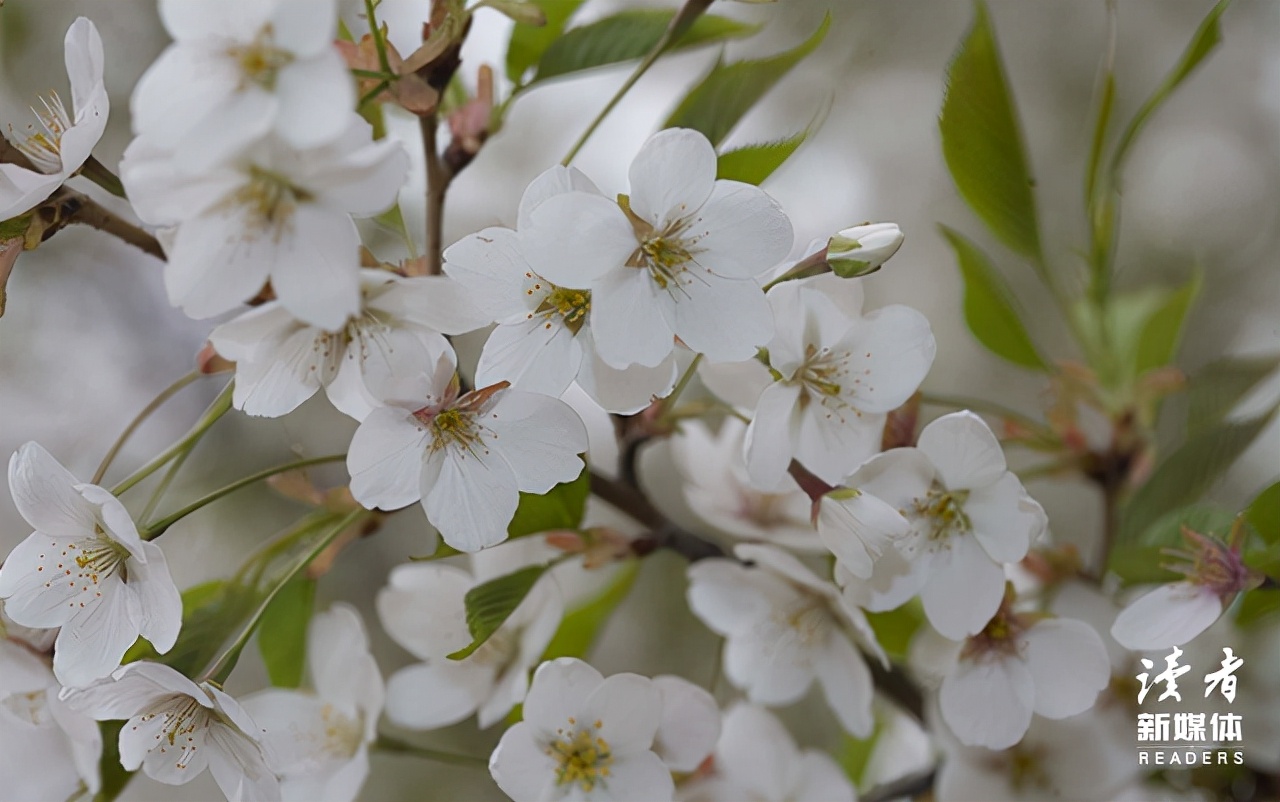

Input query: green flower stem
[138,445,194,522]
[92,371,201,484]
[372,736,489,768]
[658,353,703,421]
[110,381,235,496]
[79,155,127,198]
[141,454,348,540]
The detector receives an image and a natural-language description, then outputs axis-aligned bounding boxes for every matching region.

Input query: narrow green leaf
[509,464,590,539]
[1107,545,1179,586]
[939,1,1042,261]
[532,11,758,84]
[939,225,1049,371]
[1187,354,1280,435]
[1120,411,1277,542]
[1247,482,1280,545]
[257,577,316,688]
[542,561,639,660]
[449,564,549,660]
[506,0,586,83]
[1133,272,1201,375]
[1235,589,1280,627]
[664,14,830,146]
[1138,503,1236,547]
[716,130,807,185]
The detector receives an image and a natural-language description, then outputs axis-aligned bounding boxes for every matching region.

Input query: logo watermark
[1135,646,1245,767]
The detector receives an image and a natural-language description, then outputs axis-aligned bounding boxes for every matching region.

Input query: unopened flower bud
[826,222,904,278]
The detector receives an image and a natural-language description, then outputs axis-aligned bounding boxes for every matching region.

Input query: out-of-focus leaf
[1187,354,1280,436]
[1247,482,1280,545]
[1235,588,1280,627]
[939,1,1042,261]
[509,465,589,539]
[257,577,316,688]
[532,11,758,84]
[449,564,548,660]
[95,721,132,802]
[506,0,586,83]
[481,0,547,26]
[939,225,1048,370]
[1245,542,1280,580]
[664,14,830,146]
[122,580,255,674]
[1138,503,1235,547]
[1108,544,1180,586]
[1133,272,1201,375]
[1120,412,1277,543]
[542,561,639,660]
[864,600,924,663]
[715,130,807,185]
[837,719,883,786]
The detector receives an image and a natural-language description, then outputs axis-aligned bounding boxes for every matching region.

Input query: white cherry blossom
[489,657,675,802]
[817,487,912,580]
[0,442,182,687]
[133,0,355,169]
[0,18,108,220]
[376,560,563,730]
[209,269,485,419]
[121,116,408,330]
[686,543,884,736]
[744,278,935,488]
[519,128,793,368]
[63,661,280,801]
[347,357,589,552]
[242,604,383,802]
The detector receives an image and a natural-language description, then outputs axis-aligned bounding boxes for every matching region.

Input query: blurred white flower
[376,561,562,730]
[520,128,793,368]
[133,0,354,169]
[63,661,279,801]
[826,222,904,277]
[209,270,485,420]
[242,604,383,802]
[348,359,588,551]
[744,279,935,488]
[651,675,721,774]
[686,543,883,736]
[0,18,108,220]
[0,443,181,687]
[489,657,675,802]
[121,117,408,330]
[678,703,855,802]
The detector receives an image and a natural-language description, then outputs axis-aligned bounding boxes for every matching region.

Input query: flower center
[2,689,50,726]
[73,534,132,584]
[899,487,971,558]
[319,704,364,760]
[548,718,613,792]
[469,627,518,669]
[228,27,294,90]
[11,91,72,173]
[986,744,1051,792]
[141,695,211,770]
[535,286,591,334]
[228,166,311,238]
[961,590,1034,660]
[1162,526,1260,598]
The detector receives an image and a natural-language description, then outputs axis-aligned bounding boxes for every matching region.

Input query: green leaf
[1138,503,1236,547]
[1187,354,1280,436]
[664,14,830,146]
[257,577,316,688]
[506,0,586,83]
[837,720,883,786]
[716,131,807,185]
[939,1,1042,261]
[1245,541,1280,580]
[1107,545,1179,586]
[1247,482,1280,545]
[864,601,925,663]
[1235,588,1280,627]
[532,10,758,84]
[121,580,252,671]
[94,721,133,802]
[449,564,549,660]
[542,561,639,660]
[939,225,1049,370]
[509,464,590,539]
[1133,272,1202,375]
[1120,411,1277,543]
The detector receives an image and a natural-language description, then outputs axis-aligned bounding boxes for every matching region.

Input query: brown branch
[40,188,165,260]
[861,768,937,802]
[420,113,451,276]
[867,658,926,723]
[588,470,725,562]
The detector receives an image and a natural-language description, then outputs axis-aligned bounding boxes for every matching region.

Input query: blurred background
[1,0,1277,799]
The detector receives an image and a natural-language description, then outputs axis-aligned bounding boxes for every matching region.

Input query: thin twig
[588,470,725,561]
[43,187,165,260]
[421,114,451,275]
[93,372,200,484]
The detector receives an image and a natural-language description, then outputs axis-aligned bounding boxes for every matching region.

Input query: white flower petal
[920,534,1005,640]
[792,751,857,802]
[423,447,520,552]
[53,585,141,686]
[522,192,636,287]
[714,704,799,802]
[839,304,936,414]
[574,340,677,415]
[8,443,96,539]
[651,675,720,773]
[585,672,662,754]
[594,751,674,802]
[384,662,492,730]
[661,270,775,363]
[628,128,716,226]
[474,317,583,399]
[485,390,587,494]
[589,265,675,369]
[0,533,86,627]
[917,411,1007,491]
[489,722,556,802]
[239,690,332,773]
[62,661,205,721]
[269,205,362,330]
[204,721,280,802]
[817,491,910,579]
[175,87,278,171]
[129,44,240,153]
[310,134,410,217]
[688,181,793,280]
[1110,582,1223,651]
[309,604,381,717]
[1024,618,1110,719]
[231,325,330,418]
[686,560,775,637]
[166,209,273,320]
[522,658,604,734]
[744,382,803,489]
[965,473,1041,564]
[940,655,1035,749]
[348,407,429,511]
[131,542,182,653]
[377,563,473,661]
[0,166,63,221]
[816,634,874,737]
[273,54,354,149]
[269,0,338,54]
[442,227,539,323]
[369,275,490,335]
[793,400,885,486]
[517,165,601,229]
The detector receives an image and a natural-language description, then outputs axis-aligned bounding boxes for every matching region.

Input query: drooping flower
[837,411,1046,640]
[0,443,182,687]
[488,657,675,802]
[816,486,912,580]
[121,116,409,330]
[209,269,486,419]
[62,661,280,801]
[376,560,563,729]
[744,277,935,488]
[347,356,588,552]
[132,0,355,169]
[0,18,108,220]
[519,128,793,368]
[444,165,678,413]
[242,604,383,802]
[686,544,884,736]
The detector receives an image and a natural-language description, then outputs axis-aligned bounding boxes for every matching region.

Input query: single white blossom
[347,357,588,552]
[0,18,108,220]
[376,560,563,730]
[519,128,793,368]
[0,442,182,687]
[744,278,935,488]
[209,270,485,419]
[242,604,383,802]
[63,661,280,802]
[132,0,355,169]
[489,657,675,802]
[686,543,884,736]
[121,117,409,330]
